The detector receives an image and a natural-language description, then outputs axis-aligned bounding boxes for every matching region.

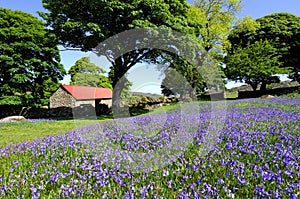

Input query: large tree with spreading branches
[40,0,206,111]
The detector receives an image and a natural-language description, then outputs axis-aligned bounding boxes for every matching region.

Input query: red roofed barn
[50,84,112,110]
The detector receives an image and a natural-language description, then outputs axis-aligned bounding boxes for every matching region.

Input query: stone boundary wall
[0,104,110,119]
[128,96,178,109]
[198,91,225,101]
[238,86,300,99]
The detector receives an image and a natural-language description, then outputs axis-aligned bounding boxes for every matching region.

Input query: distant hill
[130,91,162,98]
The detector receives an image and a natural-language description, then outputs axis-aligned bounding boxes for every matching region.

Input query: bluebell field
[0,97,299,198]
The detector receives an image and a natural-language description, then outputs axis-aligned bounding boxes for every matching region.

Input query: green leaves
[256,13,300,82]
[224,39,288,91]
[192,0,242,52]
[228,13,300,84]
[69,56,112,88]
[40,0,197,91]
[0,8,66,106]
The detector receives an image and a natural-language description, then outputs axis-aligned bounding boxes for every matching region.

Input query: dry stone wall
[238,86,300,99]
[0,105,110,119]
[50,87,75,108]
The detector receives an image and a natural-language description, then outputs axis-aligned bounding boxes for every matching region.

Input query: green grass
[0,105,181,148]
[0,98,299,198]
[0,119,98,148]
[0,99,272,149]
[225,92,238,99]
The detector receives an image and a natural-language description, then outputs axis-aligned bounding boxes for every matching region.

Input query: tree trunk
[111,76,130,118]
[250,83,258,91]
[260,81,267,92]
[111,58,130,118]
[294,71,300,83]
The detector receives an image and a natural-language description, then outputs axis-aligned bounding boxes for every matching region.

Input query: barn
[50,84,112,110]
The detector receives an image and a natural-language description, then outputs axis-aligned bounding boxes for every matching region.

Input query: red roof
[61,84,112,100]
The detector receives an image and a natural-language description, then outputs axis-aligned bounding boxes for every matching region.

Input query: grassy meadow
[0,119,95,148]
[0,97,299,198]
[0,106,166,148]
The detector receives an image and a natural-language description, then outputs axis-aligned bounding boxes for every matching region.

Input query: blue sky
[1,0,300,93]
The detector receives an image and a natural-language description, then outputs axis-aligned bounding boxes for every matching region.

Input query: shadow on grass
[50,107,151,121]
[129,107,150,117]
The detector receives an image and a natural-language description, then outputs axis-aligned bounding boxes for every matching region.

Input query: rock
[0,116,27,122]
[260,94,274,99]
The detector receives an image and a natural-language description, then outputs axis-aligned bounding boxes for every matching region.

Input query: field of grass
[0,107,169,148]
[0,97,299,198]
[0,119,102,148]
[224,92,238,99]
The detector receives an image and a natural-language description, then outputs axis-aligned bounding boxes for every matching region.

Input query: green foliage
[0,8,66,106]
[0,96,23,105]
[225,39,287,91]
[227,16,260,48]
[228,13,300,83]
[120,79,133,103]
[184,0,242,91]
[255,13,300,82]
[192,0,242,53]
[68,56,112,88]
[160,59,206,99]
[41,79,61,106]
[40,0,193,51]
[97,75,113,90]
[40,0,201,91]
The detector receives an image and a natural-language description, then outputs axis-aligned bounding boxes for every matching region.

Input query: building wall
[75,100,95,107]
[99,99,112,108]
[49,87,76,108]
[50,87,112,112]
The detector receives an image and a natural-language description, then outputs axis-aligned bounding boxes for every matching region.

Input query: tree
[187,0,242,90]
[160,56,206,99]
[161,68,194,99]
[228,13,300,83]
[40,0,202,110]
[0,8,65,106]
[97,76,113,90]
[255,13,300,82]
[224,39,287,91]
[68,56,112,88]
[191,0,242,53]
[40,0,197,82]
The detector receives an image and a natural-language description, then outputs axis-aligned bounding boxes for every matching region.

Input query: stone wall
[0,105,28,118]
[238,86,300,99]
[0,105,111,119]
[198,91,225,101]
[50,87,76,108]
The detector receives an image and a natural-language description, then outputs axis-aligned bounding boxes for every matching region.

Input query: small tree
[224,40,288,91]
[228,13,300,83]
[161,68,193,99]
[68,57,112,88]
[160,57,206,99]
